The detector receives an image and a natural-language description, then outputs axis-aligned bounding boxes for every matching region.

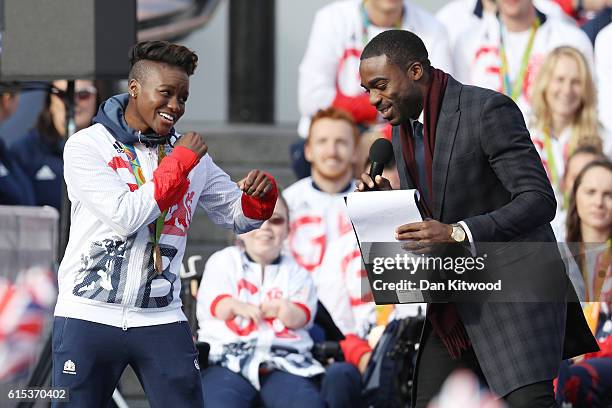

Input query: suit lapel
[432,77,461,220]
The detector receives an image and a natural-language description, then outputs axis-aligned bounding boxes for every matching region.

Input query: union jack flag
[0,267,56,382]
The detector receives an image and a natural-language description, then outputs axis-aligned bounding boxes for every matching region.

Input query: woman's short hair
[128,41,198,80]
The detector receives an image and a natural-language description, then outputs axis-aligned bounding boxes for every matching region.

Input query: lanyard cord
[361,0,404,46]
[121,142,167,246]
[543,127,559,192]
[542,126,577,208]
[581,239,612,302]
[499,16,540,101]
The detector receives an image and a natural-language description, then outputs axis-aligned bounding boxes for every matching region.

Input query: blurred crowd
[0,0,611,406]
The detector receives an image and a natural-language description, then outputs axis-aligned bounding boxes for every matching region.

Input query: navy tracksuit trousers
[51,317,204,408]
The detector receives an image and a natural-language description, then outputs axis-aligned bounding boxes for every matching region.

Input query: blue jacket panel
[10,129,64,210]
[0,137,36,205]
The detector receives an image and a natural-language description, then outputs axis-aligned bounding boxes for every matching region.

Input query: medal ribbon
[121,142,168,261]
[499,16,540,101]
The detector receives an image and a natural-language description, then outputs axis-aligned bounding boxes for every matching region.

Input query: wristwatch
[450,223,466,243]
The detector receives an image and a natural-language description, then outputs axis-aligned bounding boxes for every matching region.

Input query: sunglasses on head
[51,85,97,101]
[266,215,287,226]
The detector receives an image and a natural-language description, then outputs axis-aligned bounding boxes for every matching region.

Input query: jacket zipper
[121,143,158,331]
[122,307,128,331]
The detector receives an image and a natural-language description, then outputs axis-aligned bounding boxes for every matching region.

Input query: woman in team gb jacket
[51,41,277,408]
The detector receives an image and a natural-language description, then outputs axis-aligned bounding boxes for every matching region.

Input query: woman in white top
[529,46,610,239]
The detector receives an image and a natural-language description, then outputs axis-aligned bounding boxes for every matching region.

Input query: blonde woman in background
[529,46,611,239]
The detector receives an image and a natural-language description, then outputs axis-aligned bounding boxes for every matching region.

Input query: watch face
[452,226,465,242]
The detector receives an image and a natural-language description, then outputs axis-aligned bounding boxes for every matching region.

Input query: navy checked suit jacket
[392,76,598,396]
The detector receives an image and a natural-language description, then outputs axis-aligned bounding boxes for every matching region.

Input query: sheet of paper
[345,190,422,243]
[346,190,425,304]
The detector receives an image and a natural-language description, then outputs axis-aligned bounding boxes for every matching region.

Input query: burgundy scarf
[399,68,471,359]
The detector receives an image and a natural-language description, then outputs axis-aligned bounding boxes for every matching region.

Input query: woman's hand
[237,170,273,198]
[175,131,208,158]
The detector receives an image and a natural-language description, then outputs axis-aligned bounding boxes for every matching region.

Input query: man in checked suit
[357,30,598,408]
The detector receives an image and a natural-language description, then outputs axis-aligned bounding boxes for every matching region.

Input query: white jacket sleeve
[596,26,612,134]
[452,30,474,84]
[428,25,454,75]
[197,155,265,234]
[287,264,318,327]
[298,7,340,120]
[63,134,161,237]
[197,249,236,321]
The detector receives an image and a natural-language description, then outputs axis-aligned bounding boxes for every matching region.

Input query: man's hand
[356,172,393,192]
[395,220,453,243]
[175,131,208,159]
[237,170,273,198]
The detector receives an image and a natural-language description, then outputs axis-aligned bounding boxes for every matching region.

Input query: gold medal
[153,244,163,275]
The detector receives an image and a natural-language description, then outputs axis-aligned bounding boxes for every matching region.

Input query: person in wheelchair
[196,194,361,407]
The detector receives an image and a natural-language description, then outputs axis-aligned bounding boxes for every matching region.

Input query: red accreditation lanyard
[499,16,540,101]
[122,142,168,274]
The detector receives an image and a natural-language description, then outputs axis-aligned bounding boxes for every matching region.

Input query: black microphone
[366,138,394,190]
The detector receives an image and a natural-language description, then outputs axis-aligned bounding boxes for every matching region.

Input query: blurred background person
[435,0,567,50]
[197,195,361,408]
[453,0,593,121]
[581,5,611,44]
[298,0,452,138]
[427,370,506,408]
[528,46,609,239]
[557,159,612,407]
[284,108,358,278]
[0,81,35,206]
[595,20,612,134]
[566,159,612,303]
[9,80,98,210]
[283,108,372,378]
[565,146,607,193]
[292,0,452,178]
[555,0,612,24]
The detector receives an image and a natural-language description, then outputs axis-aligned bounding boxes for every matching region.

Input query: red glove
[153,146,199,211]
[241,172,278,221]
[339,333,372,367]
